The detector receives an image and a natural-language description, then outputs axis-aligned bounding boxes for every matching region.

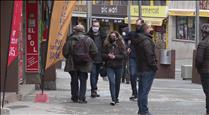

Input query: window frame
[176,16,195,41]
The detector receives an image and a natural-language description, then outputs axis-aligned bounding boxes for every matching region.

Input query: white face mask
[92,27,99,33]
[122,32,126,36]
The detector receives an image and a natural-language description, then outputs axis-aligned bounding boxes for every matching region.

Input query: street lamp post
[128,1,131,31]
[195,0,200,48]
[138,0,142,18]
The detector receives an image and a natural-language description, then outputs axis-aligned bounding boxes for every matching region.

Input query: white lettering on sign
[28,28,35,33]
[27,56,38,67]
[11,37,17,44]
[101,6,118,14]
[9,47,16,56]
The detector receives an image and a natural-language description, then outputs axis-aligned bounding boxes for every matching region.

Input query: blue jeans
[129,58,138,97]
[137,71,155,114]
[107,67,123,101]
[69,71,88,100]
[90,63,102,92]
[200,73,209,114]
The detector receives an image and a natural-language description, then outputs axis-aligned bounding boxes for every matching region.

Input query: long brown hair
[104,31,125,49]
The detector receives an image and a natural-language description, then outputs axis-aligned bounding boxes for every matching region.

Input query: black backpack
[73,36,91,65]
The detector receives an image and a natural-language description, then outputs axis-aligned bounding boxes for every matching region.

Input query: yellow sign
[45,1,76,69]
[130,5,167,17]
[169,10,209,17]
[169,10,194,16]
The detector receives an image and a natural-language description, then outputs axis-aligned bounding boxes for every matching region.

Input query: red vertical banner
[26,1,39,73]
[8,0,23,66]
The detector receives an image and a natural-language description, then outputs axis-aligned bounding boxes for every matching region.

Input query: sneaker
[110,101,116,106]
[78,99,87,104]
[129,95,137,101]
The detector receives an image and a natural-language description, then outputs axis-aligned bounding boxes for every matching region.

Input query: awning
[124,17,165,26]
[92,16,124,20]
[168,9,209,17]
[72,13,87,18]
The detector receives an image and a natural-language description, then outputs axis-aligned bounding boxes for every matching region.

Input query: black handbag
[99,62,107,77]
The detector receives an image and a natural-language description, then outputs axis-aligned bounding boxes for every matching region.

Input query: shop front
[92,5,127,34]
[125,5,168,49]
[168,9,209,59]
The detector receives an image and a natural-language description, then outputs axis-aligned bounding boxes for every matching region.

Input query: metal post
[87,1,92,31]
[195,0,200,48]
[138,0,142,18]
[127,1,131,31]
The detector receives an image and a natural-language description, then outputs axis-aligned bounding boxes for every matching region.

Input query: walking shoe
[78,99,87,104]
[71,97,78,103]
[91,91,100,98]
[129,95,137,101]
[110,101,116,106]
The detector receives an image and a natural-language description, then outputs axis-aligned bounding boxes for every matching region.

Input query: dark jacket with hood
[196,35,209,74]
[131,32,157,72]
[87,28,107,63]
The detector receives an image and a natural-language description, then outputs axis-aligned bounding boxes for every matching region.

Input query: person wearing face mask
[121,26,130,84]
[87,19,108,98]
[125,18,145,102]
[102,31,127,106]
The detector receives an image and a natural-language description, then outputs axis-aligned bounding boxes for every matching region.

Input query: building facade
[168,0,209,59]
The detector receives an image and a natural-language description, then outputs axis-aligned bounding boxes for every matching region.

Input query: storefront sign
[92,5,127,17]
[8,1,22,66]
[130,6,167,17]
[26,1,39,72]
[45,1,76,69]
[169,10,209,17]
[73,5,87,13]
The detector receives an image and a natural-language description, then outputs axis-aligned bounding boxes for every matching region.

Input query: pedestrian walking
[132,21,157,115]
[87,19,108,98]
[195,23,209,115]
[102,31,127,106]
[127,18,145,101]
[62,24,98,103]
[121,26,130,84]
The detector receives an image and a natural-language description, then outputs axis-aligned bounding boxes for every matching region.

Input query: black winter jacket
[132,33,157,72]
[102,43,126,68]
[196,36,209,74]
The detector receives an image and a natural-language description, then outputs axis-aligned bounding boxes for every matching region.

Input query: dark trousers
[137,71,155,114]
[200,73,209,114]
[90,63,102,92]
[107,67,122,101]
[129,58,138,97]
[69,71,88,100]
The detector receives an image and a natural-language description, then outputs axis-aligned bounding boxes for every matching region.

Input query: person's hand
[108,53,115,59]
[127,48,131,54]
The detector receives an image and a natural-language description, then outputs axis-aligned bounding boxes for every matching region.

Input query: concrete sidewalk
[5,68,205,115]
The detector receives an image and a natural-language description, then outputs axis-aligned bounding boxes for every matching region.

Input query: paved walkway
[4,68,206,115]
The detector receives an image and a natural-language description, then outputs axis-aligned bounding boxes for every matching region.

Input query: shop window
[200,0,209,10]
[176,17,195,41]
[154,0,166,6]
[142,1,150,6]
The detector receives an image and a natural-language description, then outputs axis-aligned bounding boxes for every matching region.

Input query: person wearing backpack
[195,23,209,115]
[87,19,108,98]
[102,31,127,106]
[62,24,98,103]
